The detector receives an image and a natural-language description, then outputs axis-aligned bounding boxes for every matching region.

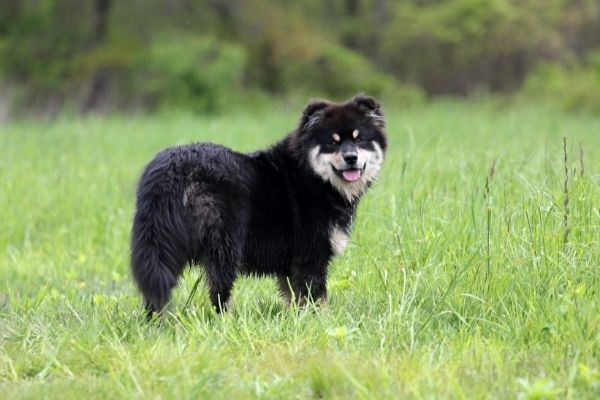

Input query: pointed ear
[353,95,384,128]
[300,100,329,131]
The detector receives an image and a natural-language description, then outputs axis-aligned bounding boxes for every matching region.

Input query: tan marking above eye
[332,133,341,142]
[352,129,359,139]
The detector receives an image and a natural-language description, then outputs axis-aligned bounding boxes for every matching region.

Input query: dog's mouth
[332,165,365,182]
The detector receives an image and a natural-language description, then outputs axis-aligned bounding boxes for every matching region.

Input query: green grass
[1,101,599,399]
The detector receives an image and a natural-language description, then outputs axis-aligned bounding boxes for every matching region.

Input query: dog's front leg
[281,254,331,306]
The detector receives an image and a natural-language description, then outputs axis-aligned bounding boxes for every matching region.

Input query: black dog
[131,95,387,316]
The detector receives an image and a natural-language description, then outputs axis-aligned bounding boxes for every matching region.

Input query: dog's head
[294,95,387,202]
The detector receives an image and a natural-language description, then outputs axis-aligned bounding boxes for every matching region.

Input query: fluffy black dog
[131,95,387,316]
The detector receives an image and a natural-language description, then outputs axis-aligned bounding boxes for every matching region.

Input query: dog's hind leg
[184,183,242,313]
[205,209,246,313]
[205,231,241,313]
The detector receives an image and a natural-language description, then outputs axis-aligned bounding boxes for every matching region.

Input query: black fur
[131,95,387,316]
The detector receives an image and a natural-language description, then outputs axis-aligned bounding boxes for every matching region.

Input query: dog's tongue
[342,169,361,182]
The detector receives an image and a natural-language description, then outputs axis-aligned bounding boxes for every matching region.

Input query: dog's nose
[343,153,358,165]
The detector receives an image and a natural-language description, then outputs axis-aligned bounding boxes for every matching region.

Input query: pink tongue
[342,169,361,182]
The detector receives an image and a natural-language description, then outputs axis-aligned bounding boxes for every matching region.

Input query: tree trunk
[343,0,361,48]
[346,0,359,16]
[0,0,20,36]
[372,0,389,63]
[90,0,111,47]
[83,0,113,113]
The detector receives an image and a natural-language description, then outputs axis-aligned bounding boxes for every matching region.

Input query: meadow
[0,101,599,399]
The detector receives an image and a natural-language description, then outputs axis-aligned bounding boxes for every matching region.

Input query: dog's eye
[329,140,340,145]
[330,133,341,145]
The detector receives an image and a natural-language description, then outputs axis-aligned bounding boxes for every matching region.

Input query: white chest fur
[329,225,349,255]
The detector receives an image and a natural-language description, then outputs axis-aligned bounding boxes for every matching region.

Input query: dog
[131,95,387,316]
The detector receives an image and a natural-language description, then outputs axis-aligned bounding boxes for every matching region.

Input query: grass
[0,100,599,399]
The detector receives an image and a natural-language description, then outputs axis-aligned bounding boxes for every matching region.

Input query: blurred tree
[82,0,113,112]
[0,0,598,115]
[0,0,20,36]
[372,0,390,63]
[90,0,111,47]
[343,0,362,49]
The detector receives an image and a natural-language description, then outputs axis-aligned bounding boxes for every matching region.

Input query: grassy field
[1,101,599,399]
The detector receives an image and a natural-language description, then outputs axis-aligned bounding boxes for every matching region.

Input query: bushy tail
[130,194,190,318]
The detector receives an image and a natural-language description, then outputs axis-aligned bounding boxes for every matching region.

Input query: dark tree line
[0,0,599,114]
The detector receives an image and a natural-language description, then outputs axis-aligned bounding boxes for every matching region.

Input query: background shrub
[523,52,600,113]
[136,33,246,113]
[0,0,599,116]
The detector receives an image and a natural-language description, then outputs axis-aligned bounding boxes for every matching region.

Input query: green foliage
[72,39,138,82]
[253,37,424,102]
[523,52,600,113]
[236,2,424,102]
[236,3,353,96]
[379,0,564,93]
[0,0,599,114]
[0,1,90,94]
[296,44,424,102]
[290,0,600,95]
[311,45,392,96]
[136,33,246,113]
[1,102,599,397]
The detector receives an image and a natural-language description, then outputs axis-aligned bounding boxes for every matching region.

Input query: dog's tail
[130,168,191,318]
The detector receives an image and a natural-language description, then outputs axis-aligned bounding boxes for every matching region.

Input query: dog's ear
[353,95,384,128]
[300,100,329,132]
